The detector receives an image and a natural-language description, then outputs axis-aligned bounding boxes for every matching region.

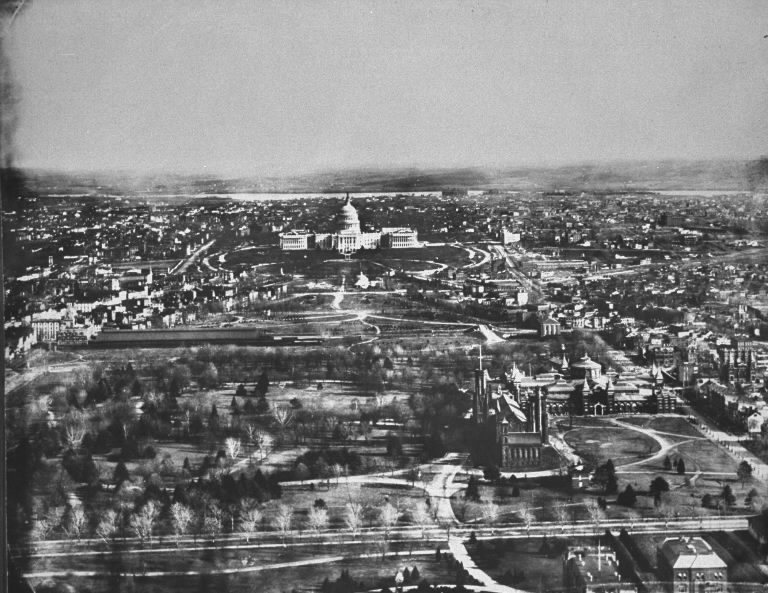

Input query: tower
[605,377,615,413]
[529,387,548,442]
[473,369,490,423]
[559,345,570,378]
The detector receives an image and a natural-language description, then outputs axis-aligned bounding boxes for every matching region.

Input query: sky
[5,0,768,175]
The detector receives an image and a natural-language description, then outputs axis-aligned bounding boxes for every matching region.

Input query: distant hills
[3,158,768,204]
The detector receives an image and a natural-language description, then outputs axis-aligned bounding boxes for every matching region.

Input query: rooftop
[660,537,727,570]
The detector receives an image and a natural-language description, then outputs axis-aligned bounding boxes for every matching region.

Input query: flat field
[26,542,456,593]
[561,423,660,467]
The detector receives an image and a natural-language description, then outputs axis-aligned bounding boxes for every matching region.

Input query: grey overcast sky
[6,0,768,174]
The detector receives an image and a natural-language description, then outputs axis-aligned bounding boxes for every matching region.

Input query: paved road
[171,239,216,276]
[423,454,467,525]
[18,515,750,569]
[489,245,544,300]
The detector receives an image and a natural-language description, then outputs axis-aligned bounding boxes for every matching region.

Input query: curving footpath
[448,536,527,593]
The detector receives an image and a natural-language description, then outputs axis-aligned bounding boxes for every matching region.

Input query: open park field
[222,243,474,281]
[561,423,660,467]
[26,541,457,593]
[447,414,756,527]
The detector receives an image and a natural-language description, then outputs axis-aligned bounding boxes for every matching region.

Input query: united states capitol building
[279,195,419,253]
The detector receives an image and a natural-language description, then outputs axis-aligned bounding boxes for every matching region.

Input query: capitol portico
[279,195,419,253]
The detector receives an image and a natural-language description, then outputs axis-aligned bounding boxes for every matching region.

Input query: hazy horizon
[5,1,768,176]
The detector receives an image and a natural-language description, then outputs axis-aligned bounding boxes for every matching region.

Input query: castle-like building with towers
[279,194,419,253]
[472,346,677,470]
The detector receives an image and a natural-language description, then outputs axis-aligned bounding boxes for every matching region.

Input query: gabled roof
[571,354,601,370]
[493,390,527,424]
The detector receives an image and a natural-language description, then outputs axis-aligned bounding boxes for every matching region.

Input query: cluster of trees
[662,455,686,475]
[649,476,670,506]
[410,384,468,452]
[593,459,618,494]
[291,448,364,482]
[31,465,285,545]
[617,484,638,507]
[702,485,740,511]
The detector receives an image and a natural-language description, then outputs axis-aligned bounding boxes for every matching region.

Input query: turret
[605,377,615,413]
[474,369,488,423]
[560,344,569,375]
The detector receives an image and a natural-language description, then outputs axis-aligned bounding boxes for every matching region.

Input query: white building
[31,310,64,342]
[279,196,418,253]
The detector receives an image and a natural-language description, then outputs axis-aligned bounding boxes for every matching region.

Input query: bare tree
[379,503,400,540]
[130,501,159,544]
[63,409,89,450]
[344,502,363,536]
[170,502,193,543]
[307,506,329,542]
[585,499,603,532]
[64,506,88,540]
[272,404,293,437]
[409,501,433,538]
[518,504,534,537]
[332,463,345,485]
[37,506,64,542]
[30,518,53,542]
[481,500,499,527]
[245,423,268,460]
[225,437,242,464]
[553,503,570,532]
[239,500,262,543]
[202,502,223,542]
[65,424,87,451]
[95,509,119,544]
[273,504,293,546]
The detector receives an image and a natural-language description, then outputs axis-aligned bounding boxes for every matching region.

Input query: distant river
[222,191,443,201]
[651,190,753,197]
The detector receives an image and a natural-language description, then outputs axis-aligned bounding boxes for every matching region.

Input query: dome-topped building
[279,193,419,253]
[335,195,361,234]
[570,353,602,380]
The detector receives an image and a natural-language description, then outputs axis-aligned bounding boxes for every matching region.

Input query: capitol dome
[335,195,361,234]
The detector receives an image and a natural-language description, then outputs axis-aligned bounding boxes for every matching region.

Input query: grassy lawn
[562,426,660,467]
[223,244,472,279]
[28,542,456,593]
[645,416,705,438]
[468,536,580,592]
[626,438,736,476]
[672,439,736,474]
[357,245,472,269]
[450,463,747,525]
[209,381,415,416]
[270,480,429,527]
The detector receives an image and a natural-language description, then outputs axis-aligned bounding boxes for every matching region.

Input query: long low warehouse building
[83,328,325,348]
